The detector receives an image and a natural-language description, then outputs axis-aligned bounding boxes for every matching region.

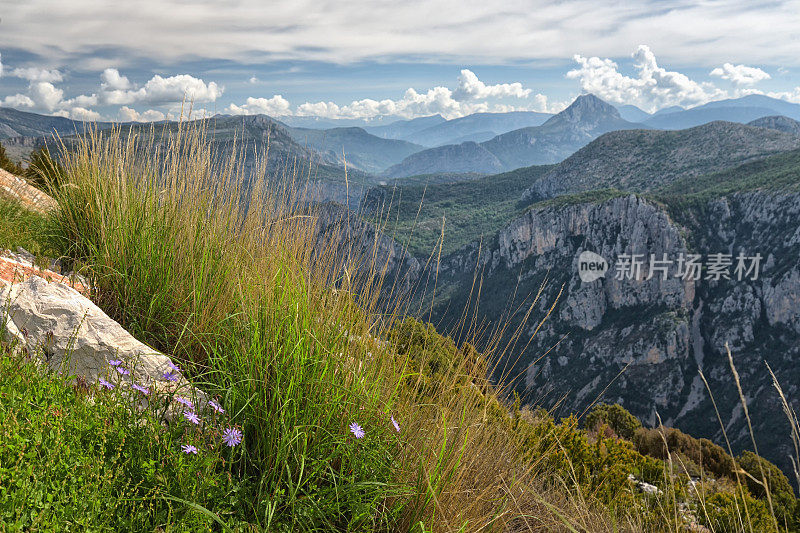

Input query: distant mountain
[644,95,800,130]
[653,105,684,116]
[402,111,553,147]
[748,115,800,135]
[697,94,800,120]
[364,115,446,141]
[283,125,424,174]
[616,104,651,122]
[0,106,113,139]
[644,106,779,130]
[384,95,645,178]
[524,121,800,200]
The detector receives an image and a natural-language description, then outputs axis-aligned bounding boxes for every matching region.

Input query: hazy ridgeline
[1,119,798,532]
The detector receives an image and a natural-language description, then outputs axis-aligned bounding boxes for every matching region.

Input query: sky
[1,0,800,123]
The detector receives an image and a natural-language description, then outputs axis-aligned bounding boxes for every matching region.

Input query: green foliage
[633,426,735,481]
[0,350,244,531]
[23,146,66,193]
[0,141,23,175]
[585,403,642,440]
[0,198,56,259]
[365,165,553,256]
[699,492,776,532]
[738,450,795,500]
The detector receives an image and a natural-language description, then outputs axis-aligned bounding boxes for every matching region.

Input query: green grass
[0,349,244,532]
[0,197,57,259]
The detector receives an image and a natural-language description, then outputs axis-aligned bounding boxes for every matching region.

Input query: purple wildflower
[132,383,149,395]
[208,400,225,414]
[175,396,193,409]
[167,361,181,372]
[115,366,130,376]
[98,378,114,390]
[183,410,200,425]
[162,371,178,382]
[222,427,243,447]
[181,444,198,455]
[108,359,122,366]
[391,415,400,433]
[349,422,365,439]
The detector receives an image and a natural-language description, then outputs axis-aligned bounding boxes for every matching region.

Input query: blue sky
[1,0,799,122]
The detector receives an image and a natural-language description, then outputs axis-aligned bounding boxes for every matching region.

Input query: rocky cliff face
[429,192,800,476]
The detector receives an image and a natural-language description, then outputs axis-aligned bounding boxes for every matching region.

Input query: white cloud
[228,95,292,116]
[118,106,166,122]
[54,107,102,121]
[11,67,63,83]
[28,81,65,111]
[2,94,35,108]
[4,1,800,68]
[249,76,259,84]
[767,87,800,104]
[0,53,3,78]
[710,63,771,86]
[100,71,223,105]
[291,70,548,120]
[453,69,531,100]
[101,68,133,91]
[567,45,726,112]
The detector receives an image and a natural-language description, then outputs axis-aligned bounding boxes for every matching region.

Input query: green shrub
[585,403,642,440]
[699,492,776,532]
[0,141,23,175]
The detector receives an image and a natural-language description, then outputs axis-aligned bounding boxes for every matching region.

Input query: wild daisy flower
[208,400,224,414]
[349,422,365,439]
[115,366,130,376]
[132,383,149,395]
[175,396,193,409]
[162,371,178,382]
[183,410,200,425]
[222,427,243,447]
[167,361,181,372]
[98,378,114,390]
[181,444,198,454]
[391,415,400,433]
[108,359,122,367]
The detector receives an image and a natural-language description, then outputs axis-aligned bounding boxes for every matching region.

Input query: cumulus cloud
[228,95,291,116]
[292,70,545,120]
[567,45,726,112]
[11,67,63,83]
[53,107,103,121]
[27,82,65,111]
[767,87,800,104]
[100,70,223,105]
[101,68,133,91]
[710,63,771,86]
[2,94,35,108]
[118,106,166,122]
[453,69,531,100]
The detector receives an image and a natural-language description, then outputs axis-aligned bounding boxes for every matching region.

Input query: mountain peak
[546,94,622,126]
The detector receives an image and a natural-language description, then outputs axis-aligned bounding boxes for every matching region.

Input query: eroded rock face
[0,276,205,414]
[428,191,800,475]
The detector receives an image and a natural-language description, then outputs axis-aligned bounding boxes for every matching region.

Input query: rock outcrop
[0,168,56,213]
[1,276,206,416]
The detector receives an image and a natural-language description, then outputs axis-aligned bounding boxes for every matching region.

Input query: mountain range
[383,95,646,178]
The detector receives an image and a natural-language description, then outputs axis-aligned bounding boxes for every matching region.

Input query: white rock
[1,276,205,413]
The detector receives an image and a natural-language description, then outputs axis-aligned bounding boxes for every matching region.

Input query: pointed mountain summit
[544,94,623,127]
